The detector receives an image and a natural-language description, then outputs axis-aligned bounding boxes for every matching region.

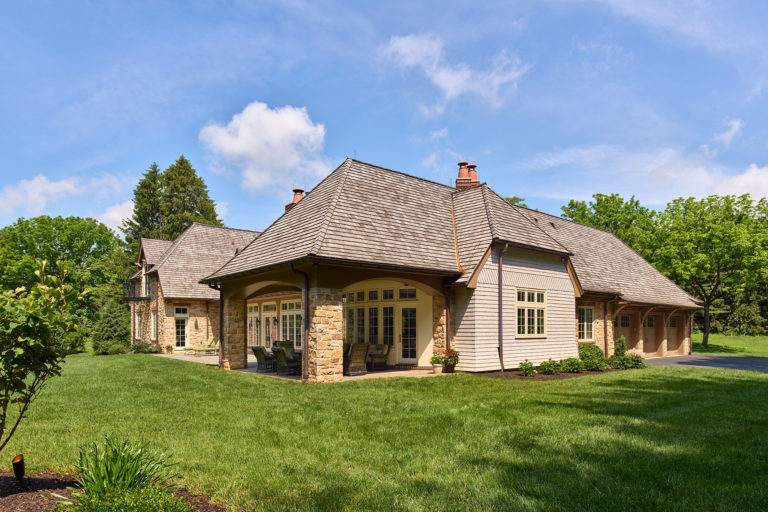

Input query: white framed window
[382,306,394,346]
[516,289,546,338]
[175,307,188,317]
[645,316,655,328]
[356,307,365,342]
[398,288,417,300]
[368,306,379,344]
[175,318,186,347]
[142,263,151,297]
[382,289,394,301]
[346,292,355,304]
[356,291,365,303]
[136,312,143,339]
[151,311,158,340]
[281,300,303,349]
[368,289,379,302]
[578,307,594,341]
[346,308,355,343]
[620,315,630,328]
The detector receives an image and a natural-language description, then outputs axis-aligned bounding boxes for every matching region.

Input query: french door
[398,306,417,363]
[262,303,278,348]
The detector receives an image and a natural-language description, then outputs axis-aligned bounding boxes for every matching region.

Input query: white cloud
[0,175,81,216]
[714,118,743,148]
[199,101,330,190]
[715,164,768,198]
[97,200,134,231]
[0,172,130,220]
[429,128,449,142]
[378,34,530,115]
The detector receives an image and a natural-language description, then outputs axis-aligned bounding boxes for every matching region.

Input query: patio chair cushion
[273,347,301,374]
[344,343,371,376]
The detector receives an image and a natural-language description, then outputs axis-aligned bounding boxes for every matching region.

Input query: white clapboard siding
[455,247,577,371]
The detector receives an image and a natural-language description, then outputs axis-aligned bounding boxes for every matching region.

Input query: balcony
[123,281,150,301]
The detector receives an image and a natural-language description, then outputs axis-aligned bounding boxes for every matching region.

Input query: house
[124,223,259,350]
[199,159,700,382]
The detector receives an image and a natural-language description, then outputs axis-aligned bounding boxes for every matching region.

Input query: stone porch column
[432,294,447,357]
[307,288,344,383]
[661,312,669,357]
[221,298,247,370]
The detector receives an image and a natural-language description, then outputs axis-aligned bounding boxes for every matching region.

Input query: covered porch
[576,295,696,358]
[216,262,453,382]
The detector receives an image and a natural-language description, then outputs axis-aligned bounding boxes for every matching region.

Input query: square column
[307,288,344,383]
[222,298,247,370]
[432,294,447,356]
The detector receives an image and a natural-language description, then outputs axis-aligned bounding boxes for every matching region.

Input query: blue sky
[1,0,767,233]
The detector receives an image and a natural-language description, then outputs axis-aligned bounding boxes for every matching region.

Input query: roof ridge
[189,222,260,234]
[480,185,499,239]
[348,158,455,190]
[484,186,571,254]
[310,159,351,255]
[150,225,195,274]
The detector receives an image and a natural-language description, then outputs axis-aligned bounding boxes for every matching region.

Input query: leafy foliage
[0,261,81,455]
[539,358,560,375]
[505,196,528,208]
[519,359,536,376]
[560,357,585,373]
[61,484,190,512]
[608,353,646,370]
[613,335,627,357]
[578,343,609,371]
[91,300,130,355]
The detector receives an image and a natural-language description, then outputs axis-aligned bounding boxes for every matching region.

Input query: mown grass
[693,331,768,358]
[3,353,768,511]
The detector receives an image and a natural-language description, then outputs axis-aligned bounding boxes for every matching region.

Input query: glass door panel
[400,307,416,360]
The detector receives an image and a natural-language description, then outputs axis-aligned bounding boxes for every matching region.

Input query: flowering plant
[429,355,443,365]
[165,344,174,353]
[441,349,460,367]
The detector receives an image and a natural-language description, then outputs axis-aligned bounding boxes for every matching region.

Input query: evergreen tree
[91,299,131,354]
[121,163,163,252]
[160,155,221,240]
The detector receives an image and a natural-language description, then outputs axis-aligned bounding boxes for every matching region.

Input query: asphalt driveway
[646,355,768,372]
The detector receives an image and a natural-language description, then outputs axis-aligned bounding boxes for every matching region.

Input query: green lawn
[3,354,768,511]
[692,331,768,358]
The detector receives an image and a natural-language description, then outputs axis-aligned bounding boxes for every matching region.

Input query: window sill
[515,335,547,340]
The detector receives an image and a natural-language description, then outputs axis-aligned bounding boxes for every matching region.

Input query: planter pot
[432,364,443,374]
[443,364,455,374]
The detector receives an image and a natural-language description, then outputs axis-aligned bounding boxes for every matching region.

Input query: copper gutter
[498,242,509,373]
[444,286,452,352]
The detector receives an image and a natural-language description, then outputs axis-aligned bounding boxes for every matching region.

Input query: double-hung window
[281,301,303,350]
[151,310,158,341]
[516,289,546,338]
[136,312,143,339]
[577,307,594,341]
[174,307,188,347]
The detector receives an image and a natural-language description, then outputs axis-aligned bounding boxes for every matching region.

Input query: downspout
[208,283,223,368]
[443,286,452,352]
[498,242,509,373]
[289,262,310,382]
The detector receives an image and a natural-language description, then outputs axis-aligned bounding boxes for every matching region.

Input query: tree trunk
[702,305,710,347]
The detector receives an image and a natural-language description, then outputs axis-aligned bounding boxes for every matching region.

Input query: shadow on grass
[461,371,768,511]
[692,342,742,354]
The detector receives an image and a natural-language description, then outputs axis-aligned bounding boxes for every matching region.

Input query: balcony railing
[123,281,149,301]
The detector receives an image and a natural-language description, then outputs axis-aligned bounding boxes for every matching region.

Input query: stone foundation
[307,288,344,383]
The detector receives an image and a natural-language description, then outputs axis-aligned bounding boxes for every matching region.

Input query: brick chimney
[285,188,304,212]
[456,161,480,190]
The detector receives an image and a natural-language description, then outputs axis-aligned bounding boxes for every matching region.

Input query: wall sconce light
[194,319,199,329]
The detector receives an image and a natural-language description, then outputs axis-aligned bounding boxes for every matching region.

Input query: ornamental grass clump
[73,438,177,499]
[538,358,561,375]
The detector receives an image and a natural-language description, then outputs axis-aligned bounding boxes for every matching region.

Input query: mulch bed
[0,472,225,511]
[477,368,621,380]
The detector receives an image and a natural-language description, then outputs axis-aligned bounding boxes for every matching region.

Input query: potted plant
[429,355,443,374]
[165,344,174,353]
[442,349,460,373]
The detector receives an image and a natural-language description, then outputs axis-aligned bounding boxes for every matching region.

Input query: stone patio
[152,352,439,381]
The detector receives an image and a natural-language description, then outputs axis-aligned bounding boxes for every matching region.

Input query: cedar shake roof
[139,238,173,265]
[150,223,259,300]
[204,158,699,308]
[515,208,700,308]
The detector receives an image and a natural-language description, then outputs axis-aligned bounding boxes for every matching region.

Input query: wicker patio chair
[273,346,301,375]
[344,343,371,376]
[276,340,300,362]
[251,345,275,372]
[367,344,390,370]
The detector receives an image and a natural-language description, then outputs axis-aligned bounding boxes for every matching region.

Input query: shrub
[91,300,130,355]
[131,342,152,354]
[73,438,177,499]
[539,358,560,375]
[63,484,190,512]
[578,343,609,371]
[146,344,160,354]
[607,354,628,369]
[108,344,126,355]
[519,360,536,377]
[614,335,627,357]
[560,357,585,373]
[625,353,646,369]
